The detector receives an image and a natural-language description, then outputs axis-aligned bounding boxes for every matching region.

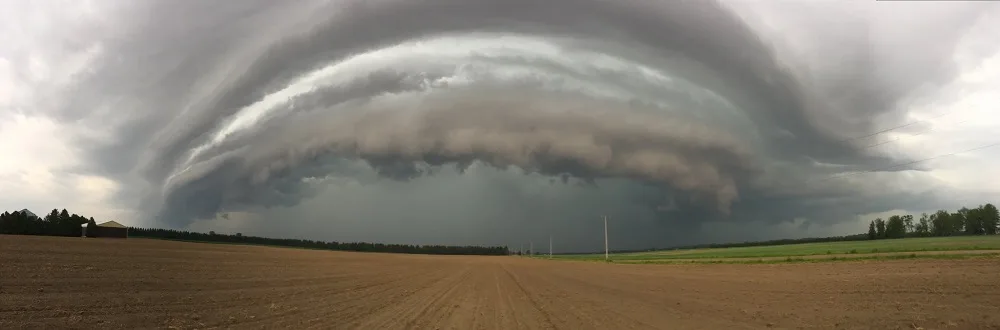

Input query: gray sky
[2,0,999,252]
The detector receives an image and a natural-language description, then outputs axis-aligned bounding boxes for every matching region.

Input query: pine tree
[46,209,60,223]
[85,218,97,237]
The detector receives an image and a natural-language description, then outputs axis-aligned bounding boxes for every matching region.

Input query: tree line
[674,202,999,250]
[128,227,509,255]
[867,203,999,240]
[645,233,870,253]
[0,209,92,236]
[601,202,999,253]
[1,208,509,256]
[7,202,997,255]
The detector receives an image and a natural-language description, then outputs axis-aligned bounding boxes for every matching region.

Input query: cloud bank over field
[2,0,999,250]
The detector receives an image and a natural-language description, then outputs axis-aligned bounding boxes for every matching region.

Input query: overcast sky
[2,0,998,252]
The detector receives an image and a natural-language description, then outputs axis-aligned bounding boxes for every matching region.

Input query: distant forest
[595,202,1000,254]
[657,203,999,252]
[0,209,94,237]
[864,204,999,240]
[128,227,509,256]
[5,203,998,256]
[0,208,508,256]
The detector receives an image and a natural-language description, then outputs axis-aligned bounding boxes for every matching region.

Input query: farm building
[86,220,129,238]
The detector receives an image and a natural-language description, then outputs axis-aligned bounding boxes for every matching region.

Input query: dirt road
[2,235,999,329]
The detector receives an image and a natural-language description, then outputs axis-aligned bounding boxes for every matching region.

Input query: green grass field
[552,236,1000,263]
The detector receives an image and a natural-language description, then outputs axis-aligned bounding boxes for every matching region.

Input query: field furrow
[2,235,1000,329]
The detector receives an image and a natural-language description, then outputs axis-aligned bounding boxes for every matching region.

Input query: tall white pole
[604,215,609,261]
[530,242,533,256]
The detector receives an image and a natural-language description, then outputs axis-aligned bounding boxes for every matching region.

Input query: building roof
[21,209,39,219]
[97,221,127,228]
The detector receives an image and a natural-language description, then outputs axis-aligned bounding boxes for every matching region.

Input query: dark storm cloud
[121,0,850,180]
[49,0,997,248]
[168,88,758,222]
[729,1,998,140]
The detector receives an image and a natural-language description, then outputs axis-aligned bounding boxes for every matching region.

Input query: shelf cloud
[4,0,998,250]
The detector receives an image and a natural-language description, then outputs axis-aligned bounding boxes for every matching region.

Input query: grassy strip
[549,249,998,262]
[555,236,1000,261]
[604,247,1000,260]
[593,252,1000,265]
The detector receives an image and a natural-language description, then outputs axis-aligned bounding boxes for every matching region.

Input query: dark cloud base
[55,0,995,248]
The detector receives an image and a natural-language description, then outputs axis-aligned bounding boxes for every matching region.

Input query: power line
[841,111,953,143]
[817,108,990,181]
[741,138,999,204]
[835,103,986,149]
[859,116,978,150]
[737,110,992,203]
[819,140,1000,182]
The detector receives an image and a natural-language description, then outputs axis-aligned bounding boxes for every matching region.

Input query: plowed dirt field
[2,235,999,329]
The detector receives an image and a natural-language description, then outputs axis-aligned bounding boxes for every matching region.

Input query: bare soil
[2,235,999,330]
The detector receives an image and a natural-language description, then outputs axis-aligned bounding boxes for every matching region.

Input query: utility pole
[549,235,552,259]
[604,215,609,261]
[530,242,533,256]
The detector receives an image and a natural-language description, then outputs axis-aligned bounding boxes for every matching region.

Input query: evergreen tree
[86,218,97,238]
[45,209,60,223]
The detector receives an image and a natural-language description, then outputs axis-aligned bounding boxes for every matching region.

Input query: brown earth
[2,235,999,330]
